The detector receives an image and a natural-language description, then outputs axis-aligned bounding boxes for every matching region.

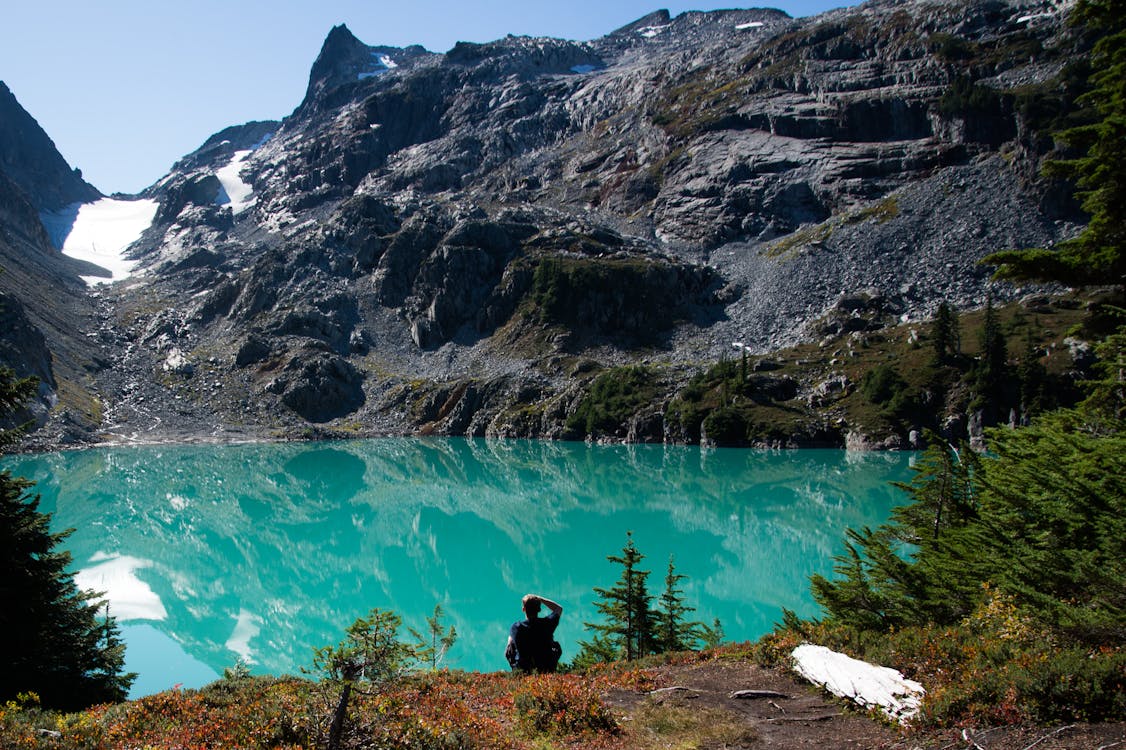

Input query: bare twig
[1021,724,1075,750]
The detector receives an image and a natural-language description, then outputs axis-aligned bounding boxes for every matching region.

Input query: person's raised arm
[530,594,562,616]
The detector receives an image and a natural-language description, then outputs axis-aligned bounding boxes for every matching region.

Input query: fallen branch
[765,713,841,723]
[730,689,790,700]
[648,686,700,695]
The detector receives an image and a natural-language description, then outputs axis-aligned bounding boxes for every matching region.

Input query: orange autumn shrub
[513,674,619,736]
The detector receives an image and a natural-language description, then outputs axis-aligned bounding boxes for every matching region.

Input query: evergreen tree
[0,365,37,449]
[812,438,985,629]
[931,301,961,363]
[696,617,726,649]
[311,608,414,750]
[975,408,1126,643]
[408,603,457,670]
[580,531,655,662]
[655,556,699,653]
[973,294,1009,409]
[0,369,133,709]
[812,405,1124,644]
[1017,329,1049,418]
[985,0,1126,287]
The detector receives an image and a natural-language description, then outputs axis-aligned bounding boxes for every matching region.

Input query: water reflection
[3,439,912,696]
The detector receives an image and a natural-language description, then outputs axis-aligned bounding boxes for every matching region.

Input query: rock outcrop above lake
[0,0,1096,448]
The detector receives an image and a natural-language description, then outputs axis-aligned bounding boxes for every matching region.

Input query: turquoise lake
[2,439,915,698]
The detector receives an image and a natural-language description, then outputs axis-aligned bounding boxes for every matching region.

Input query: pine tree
[973,294,1009,410]
[811,437,985,629]
[985,0,1126,287]
[696,617,726,649]
[312,608,414,750]
[0,365,37,449]
[655,556,699,653]
[932,301,961,363]
[580,531,655,662]
[409,603,457,670]
[974,408,1126,643]
[0,369,134,709]
[1018,329,1049,418]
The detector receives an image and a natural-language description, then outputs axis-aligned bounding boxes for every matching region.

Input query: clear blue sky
[1,0,857,196]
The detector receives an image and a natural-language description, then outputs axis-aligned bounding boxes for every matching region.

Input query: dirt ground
[605,659,1126,750]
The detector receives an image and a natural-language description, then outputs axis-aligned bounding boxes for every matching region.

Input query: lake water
[2,438,914,697]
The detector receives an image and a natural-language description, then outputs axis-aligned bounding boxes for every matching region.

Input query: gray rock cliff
[0,0,1092,446]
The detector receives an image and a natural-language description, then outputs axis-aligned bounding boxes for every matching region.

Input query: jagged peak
[298,24,434,115]
[305,24,371,95]
[611,9,672,36]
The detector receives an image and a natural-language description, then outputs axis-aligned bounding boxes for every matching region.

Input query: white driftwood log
[791,644,925,724]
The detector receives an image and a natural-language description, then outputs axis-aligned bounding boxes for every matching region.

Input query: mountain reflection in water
[3,438,913,697]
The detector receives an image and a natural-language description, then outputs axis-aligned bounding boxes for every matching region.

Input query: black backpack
[507,639,562,673]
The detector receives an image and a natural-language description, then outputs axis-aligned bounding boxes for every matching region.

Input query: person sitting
[505,593,563,673]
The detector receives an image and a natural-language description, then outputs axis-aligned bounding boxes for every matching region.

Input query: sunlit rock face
[1,0,1081,445]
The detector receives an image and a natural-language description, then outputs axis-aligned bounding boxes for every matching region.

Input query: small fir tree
[697,617,726,649]
[409,603,457,670]
[311,608,414,750]
[932,301,961,363]
[1017,329,1049,418]
[0,367,134,710]
[655,555,700,653]
[580,531,655,662]
[973,294,1009,410]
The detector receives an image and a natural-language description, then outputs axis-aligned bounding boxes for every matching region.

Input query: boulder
[279,353,365,422]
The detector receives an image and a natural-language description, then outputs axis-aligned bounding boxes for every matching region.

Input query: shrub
[512,674,619,736]
[702,406,746,444]
[567,365,661,436]
[860,364,906,404]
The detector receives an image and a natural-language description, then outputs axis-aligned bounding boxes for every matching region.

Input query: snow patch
[792,644,924,724]
[638,25,669,38]
[76,553,168,621]
[214,149,256,214]
[225,608,263,664]
[56,197,158,285]
[570,64,598,74]
[359,52,398,79]
[736,21,765,30]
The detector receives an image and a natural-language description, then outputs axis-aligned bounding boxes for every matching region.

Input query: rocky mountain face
[0,85,108,438]
[0,0,1093,448]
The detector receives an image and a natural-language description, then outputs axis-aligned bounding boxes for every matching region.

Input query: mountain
[0,0,1097,449]
[0,82,100,212]
[0,83,113,438]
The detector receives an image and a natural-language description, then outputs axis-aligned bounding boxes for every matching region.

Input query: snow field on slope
[60,197,159,285]
[214,149,255,214]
